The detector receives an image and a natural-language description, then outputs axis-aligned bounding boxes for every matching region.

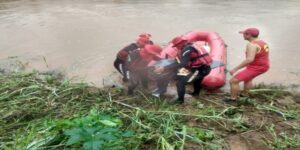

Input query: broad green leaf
[83,140,103,150]
[122,131,134,137]
[65,128,83,136]
[98,128,118,134]
[99,120,117,127]
[66,134,82,145]
[101,134,117,141]
[65,128,84,145]
[84,127,97,135]
[111,118,122,126]
[100,114,111,120]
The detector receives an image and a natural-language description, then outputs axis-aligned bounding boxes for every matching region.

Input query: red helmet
[136,37,150,46]
[139,33,152,39]
[144,44,162,56]
[171,36,188,47]
[140,44,162,62]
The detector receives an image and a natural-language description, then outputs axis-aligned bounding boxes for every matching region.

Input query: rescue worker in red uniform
[126,44,162,95]
[114,33,153,82]
[223,28,270,103]
[155,36,212,104]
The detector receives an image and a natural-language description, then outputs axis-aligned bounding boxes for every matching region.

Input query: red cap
[171,36,188,47]
[139,33,151,39]
[144,44,162,56]
[239,28,260,37]
[136,37,150,46]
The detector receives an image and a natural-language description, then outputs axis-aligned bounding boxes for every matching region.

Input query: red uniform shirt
[235,40,270,82]
[247,40,270,72]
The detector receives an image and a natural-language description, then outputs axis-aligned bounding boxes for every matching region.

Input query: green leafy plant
[64,126,133,150]
[62,109,134,150]
[193,128,215,141]
[26,109,135,150]
[223,107,244,117]
[231,115,250,131]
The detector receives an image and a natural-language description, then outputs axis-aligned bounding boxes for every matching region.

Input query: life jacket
[125,49,146,71]
[186,43,213,69]
[117,43,139,61]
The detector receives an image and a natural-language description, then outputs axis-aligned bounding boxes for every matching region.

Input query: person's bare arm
[230,43,258,75]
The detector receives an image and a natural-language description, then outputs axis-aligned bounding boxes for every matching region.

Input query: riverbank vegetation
[0,71,299,150]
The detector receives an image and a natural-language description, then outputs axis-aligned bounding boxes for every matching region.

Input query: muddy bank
[1,57,300,94]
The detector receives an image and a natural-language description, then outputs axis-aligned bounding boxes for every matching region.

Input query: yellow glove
[177,68,190,76]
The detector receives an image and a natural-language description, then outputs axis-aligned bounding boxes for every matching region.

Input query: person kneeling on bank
[126,44,162,95]
[114,33,153,82]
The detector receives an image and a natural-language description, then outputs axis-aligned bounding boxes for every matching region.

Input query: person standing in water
[223,28,270,103]
[113,33,152,82]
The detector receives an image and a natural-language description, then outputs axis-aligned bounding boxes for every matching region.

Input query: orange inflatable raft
[161,31,227,90]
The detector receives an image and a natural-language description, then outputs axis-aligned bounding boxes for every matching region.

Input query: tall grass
[0,71,299,149]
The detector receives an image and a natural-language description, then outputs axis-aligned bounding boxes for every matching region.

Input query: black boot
[171,99,184,105]
[222,97,237,104]
[188,91,200,97]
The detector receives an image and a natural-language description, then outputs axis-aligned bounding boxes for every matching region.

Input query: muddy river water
[0,0,300,90]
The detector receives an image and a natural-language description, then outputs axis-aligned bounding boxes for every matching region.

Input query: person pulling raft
[113,33,152,82]
[155,36,212,104]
